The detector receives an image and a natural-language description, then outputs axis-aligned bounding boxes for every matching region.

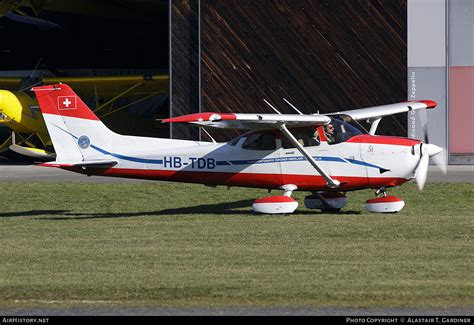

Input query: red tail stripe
[32,84,99,121]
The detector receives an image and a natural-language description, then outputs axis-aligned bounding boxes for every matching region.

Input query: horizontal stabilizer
[39,159,118,168]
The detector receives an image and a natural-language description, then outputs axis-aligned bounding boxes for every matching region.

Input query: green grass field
[0,181,472,309]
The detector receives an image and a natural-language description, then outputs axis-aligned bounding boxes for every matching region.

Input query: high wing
[163,112,331,130]
[163,100,436,130]
[332,100,437,121]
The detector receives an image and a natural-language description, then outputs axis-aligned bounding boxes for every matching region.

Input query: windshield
[324,114,367,144]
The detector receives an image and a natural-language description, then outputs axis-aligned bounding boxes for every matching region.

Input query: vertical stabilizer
[32,84,115,162]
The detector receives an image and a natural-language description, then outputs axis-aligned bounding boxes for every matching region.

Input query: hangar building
[1,0,472,164]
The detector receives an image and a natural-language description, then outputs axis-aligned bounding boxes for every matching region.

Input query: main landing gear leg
[375,187,387,197]
[252,184,298,214]
[365,187,405,213]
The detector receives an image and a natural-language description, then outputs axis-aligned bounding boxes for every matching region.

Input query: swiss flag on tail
[57,96,77,110]
[32,84,99,120]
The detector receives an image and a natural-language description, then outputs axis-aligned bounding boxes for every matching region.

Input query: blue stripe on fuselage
[53,123,385,170]
[226,155,383,170]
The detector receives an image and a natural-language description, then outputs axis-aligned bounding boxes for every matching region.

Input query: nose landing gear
[365,187,405,213]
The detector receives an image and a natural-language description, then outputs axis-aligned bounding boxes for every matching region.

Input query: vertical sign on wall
[407,0,447,152]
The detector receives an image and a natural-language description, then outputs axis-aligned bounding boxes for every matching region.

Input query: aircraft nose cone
[424,143,443,157]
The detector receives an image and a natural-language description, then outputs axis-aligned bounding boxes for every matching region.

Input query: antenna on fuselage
[283,98,304,115]
[263,99,282,115]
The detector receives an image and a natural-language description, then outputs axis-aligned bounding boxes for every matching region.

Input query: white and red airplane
[31,84,445,214]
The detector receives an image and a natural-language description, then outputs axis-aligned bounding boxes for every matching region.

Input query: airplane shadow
[0,210,69,217]
[37,200,361,221]
[40,200,256,220]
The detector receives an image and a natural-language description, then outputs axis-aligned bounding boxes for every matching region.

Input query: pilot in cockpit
[325,123,338,144]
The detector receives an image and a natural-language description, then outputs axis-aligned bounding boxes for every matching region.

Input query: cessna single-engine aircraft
[32,83,445,214]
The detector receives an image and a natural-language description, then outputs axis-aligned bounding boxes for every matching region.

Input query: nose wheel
[366,187,405,213]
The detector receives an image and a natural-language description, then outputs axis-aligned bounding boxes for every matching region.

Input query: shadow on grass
[37,200,361,220]
[0,210,69,217]
[40,200,254,220]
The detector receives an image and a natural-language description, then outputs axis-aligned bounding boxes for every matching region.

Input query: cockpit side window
[281,128,320,149]
[323,115,366,145]
[242,132,276,150]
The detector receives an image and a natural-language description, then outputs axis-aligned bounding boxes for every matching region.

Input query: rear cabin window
[242,132,276,150]
[281,128,320,149]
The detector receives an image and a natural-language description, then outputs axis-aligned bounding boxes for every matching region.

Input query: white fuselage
[52,115,421,191]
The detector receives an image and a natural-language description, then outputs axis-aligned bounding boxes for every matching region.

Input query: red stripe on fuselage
[347,135,421,146]
[62,167,408,191]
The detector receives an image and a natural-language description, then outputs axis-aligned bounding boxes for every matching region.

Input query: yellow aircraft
[0,75,169,160]
[0,88,52,158]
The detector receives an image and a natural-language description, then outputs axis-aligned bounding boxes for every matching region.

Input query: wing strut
[279,124,340,189]
[368,117,382,135]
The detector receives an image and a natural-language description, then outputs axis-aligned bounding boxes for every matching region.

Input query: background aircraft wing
[163,112,331,130]
[42,75,168,97]
[333,100,437,121]
[0,77,23,90]
[0,75,168,96]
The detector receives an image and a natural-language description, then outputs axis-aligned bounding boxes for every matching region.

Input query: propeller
[414,143,443,191]
[414,103,447,190]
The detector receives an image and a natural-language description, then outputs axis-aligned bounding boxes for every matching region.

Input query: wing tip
[162,112,236,123]
[417,100,437,109]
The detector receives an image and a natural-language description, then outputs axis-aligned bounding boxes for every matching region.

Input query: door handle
[285,151,295,154]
